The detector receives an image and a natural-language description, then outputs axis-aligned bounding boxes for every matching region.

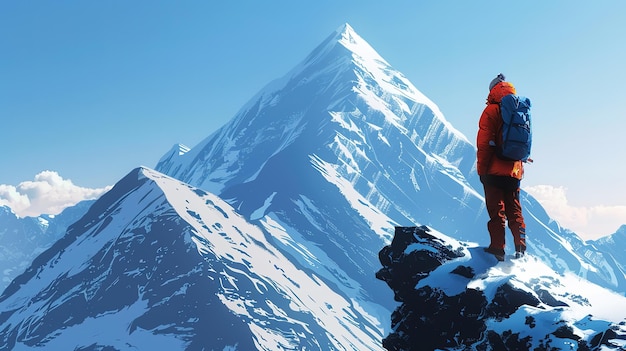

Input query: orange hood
[487,82,516,104]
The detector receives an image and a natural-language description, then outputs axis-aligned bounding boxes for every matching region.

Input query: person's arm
[476,104,497,176]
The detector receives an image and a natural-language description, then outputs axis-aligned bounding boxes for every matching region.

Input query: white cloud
[0,171,112,218]
[524,185,626,241]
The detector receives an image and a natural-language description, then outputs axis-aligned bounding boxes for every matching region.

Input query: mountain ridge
[155,23,626,295]
[0,23,625,350]
[0,167,385,350]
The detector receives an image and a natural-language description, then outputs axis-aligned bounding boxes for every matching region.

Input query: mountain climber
[476,74,527,261]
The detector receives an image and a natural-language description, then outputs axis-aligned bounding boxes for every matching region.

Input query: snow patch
[310,155,394,241]
[251,192,277,220]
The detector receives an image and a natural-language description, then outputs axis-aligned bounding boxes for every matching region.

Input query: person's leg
[503,187,526,254]
[483,183,506,253]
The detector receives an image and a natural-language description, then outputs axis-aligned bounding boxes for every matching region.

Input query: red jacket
[476,82,524,179]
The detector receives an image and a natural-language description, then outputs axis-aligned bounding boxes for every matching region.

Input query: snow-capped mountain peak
[3,23,626,351]
[155,23,626,297]
[289,22,460,140]
[335,23,448,128]
[0,167,385,350]
[156,23,476,219]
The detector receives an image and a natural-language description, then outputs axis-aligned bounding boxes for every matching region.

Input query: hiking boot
[484,247,505,261]
[514,245,526,259]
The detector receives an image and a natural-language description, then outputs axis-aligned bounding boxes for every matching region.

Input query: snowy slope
[588,225,626,274]
[155,22,487,319]
[521,197,626,294]
[0,167,385,350]
[1,22,625,351]
[377,226,626,350]
[156,23,626,294]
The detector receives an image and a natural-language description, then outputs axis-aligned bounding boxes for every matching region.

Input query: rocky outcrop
[376,226,626,351]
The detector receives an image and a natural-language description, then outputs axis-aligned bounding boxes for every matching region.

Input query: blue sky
[1,1,625,239]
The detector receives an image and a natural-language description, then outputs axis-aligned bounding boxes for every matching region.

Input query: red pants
[482,181,526,252]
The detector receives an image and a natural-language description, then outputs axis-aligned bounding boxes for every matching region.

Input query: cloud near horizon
[1,172,623,241]
[0,171,112,218]
[524,185,626,241]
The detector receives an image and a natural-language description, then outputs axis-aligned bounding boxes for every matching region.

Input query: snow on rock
[2,22,626,351]
[376,226,626,351]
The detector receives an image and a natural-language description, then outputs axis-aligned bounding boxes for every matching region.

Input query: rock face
[376,226,626,351]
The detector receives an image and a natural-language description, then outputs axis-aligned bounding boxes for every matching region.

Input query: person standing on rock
[476,73,528,261]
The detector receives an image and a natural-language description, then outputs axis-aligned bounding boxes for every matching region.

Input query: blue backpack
[498,94,532,162]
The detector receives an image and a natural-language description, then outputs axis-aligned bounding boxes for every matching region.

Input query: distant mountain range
[0,201,93,289]
[0,23,624,350]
